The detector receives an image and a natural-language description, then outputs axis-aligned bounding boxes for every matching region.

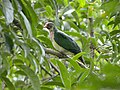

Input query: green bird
[44,22,85,64]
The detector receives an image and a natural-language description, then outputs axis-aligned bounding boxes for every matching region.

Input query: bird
[44,22,85,64]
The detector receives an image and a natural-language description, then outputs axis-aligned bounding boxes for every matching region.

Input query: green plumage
[44,22,85,64]
[54,27,81,54]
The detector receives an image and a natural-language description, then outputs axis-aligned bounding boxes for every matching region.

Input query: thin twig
[48,60,60,74]
[42,74,59,83]
[76,60,88,69]
[41,66,53,76]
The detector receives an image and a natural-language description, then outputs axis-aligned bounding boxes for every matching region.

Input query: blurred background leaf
[0,0,120,90]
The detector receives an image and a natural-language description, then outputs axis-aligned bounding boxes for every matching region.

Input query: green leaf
[101,63,120,88]
[11,0,19,12]
[112,41,118,57]
[41,86,53,90]
[89,37,98,47]
[15,80,26,88]
[68,59,84,84]
[1,77,15,90]
[77,0,85,7]
[57,60,71,89]
[15,70,27,76]
[113,54,120,63]
[113,13,120,28]
[65,31,83,38]
[64,0,68,6]
[60,5,71,16]
[68,59,81,72]
[110,30,120,36]
[23,86,34,90]
[19,0,38,36]
[0,52,10,76]
[18,0,38,29]
[4,33,14,53]
[45,5,53,17]
[13,59,24,65]
[94,17,103,26]
[97,34,104,44]
[44,81,64,87]
[19,11,32,39]
[0,24,3,31]
[21,43,30,58]
[72,52,86,61]
[101,0,119,16]
[32,37,45,56]
[18,65,41,90]
[2,0,14,24]
[101,63,120,76]
[63,9,75,15]
[22,0,38,27]
[37,35,54,49]
[78,70,89,83]
[107,20,114,26]
[72,11,80,25]
[67,20,80,32]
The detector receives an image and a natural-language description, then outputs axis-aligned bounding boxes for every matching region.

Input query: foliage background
[0,0,120,90]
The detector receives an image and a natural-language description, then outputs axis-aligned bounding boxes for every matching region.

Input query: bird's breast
[50,32,65,52]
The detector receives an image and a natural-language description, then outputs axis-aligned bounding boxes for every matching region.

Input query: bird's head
[44,22,54,32]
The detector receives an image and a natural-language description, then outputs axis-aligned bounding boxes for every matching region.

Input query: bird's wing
[54,31,81,54]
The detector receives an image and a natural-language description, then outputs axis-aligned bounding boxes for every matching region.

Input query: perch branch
[44,48,87,68]
[44,48,68,58]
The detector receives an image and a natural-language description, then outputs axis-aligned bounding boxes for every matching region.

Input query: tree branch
[89,18,95,58]
[44,48,68,58]
[44,48,87,68]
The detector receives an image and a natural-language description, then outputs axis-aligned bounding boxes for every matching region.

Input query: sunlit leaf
[65,31,83,38]
[32,37,45,56]
[63,9,75,15]
[2,0,14,25]
[57,60,71,89]
[18,65,41,90]
[67,20,80,31]
[101,0,119,16]
[45,5,53,17]
[78,70,89,83]
[72,52,86,61]
[72,11,80,25]
[37,35,54,49]
[64,0,68,6]
[77,0,85,7]
[68,59,82,72]
[2,77,15,90]
[19,11,32,38]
